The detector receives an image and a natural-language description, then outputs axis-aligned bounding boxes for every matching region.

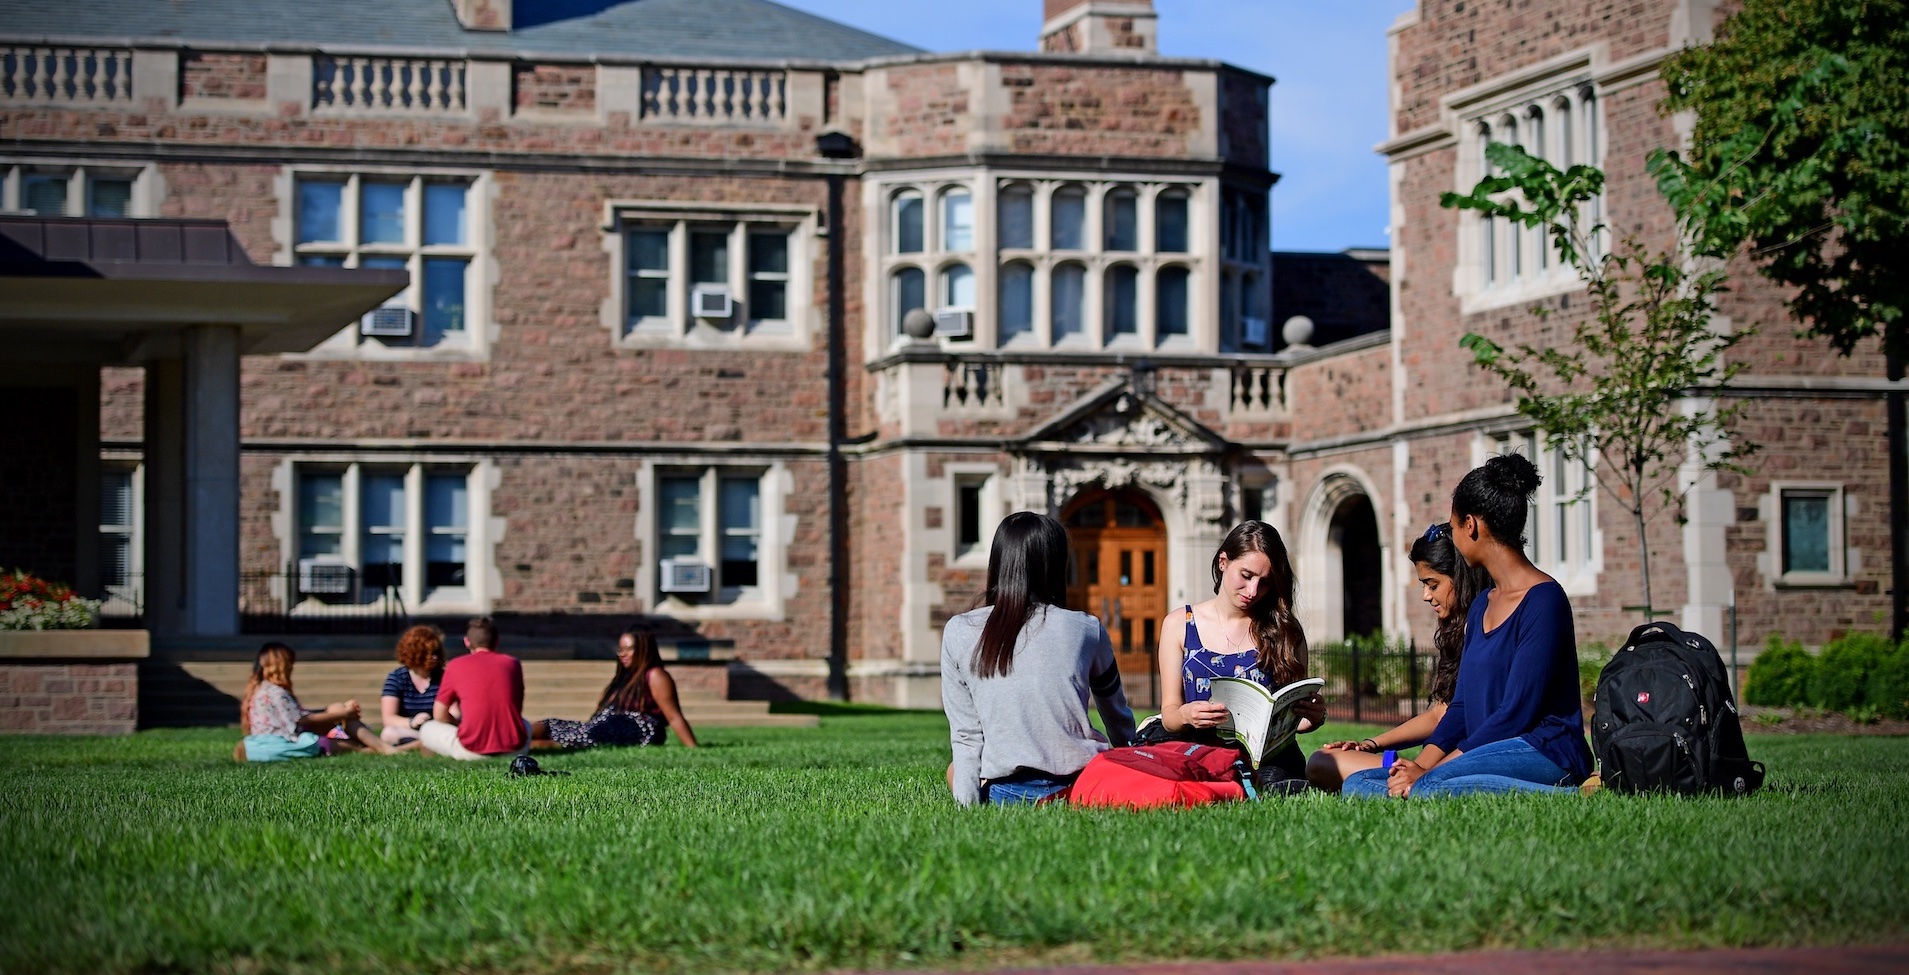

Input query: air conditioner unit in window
[659,558,713,593]
[690,285,734,320]
[1242,316,1270,347]
[360,305,415,338]
[297,558,353,596]
[933,308,973,338]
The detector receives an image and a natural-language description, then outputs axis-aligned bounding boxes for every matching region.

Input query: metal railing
[238,562,407,635]
[1313,637,1434,725]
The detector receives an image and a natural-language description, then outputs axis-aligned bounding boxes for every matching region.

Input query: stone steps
[139,660,816,730]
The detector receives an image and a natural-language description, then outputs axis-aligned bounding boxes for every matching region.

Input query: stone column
[183,326,241,637]
[142,357,185,638]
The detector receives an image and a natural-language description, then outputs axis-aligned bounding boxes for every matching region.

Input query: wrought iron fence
[1312,636,1434,725]
[237,562,407,635]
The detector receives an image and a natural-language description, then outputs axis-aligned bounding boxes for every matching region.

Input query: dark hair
[395,625,445,672]
[1408,523,1492,704]
[1451,453,1542,549]
[1210,521,1308,687]
[972,511,1070,679]
[600,627,660,712]
[465,616,499,649]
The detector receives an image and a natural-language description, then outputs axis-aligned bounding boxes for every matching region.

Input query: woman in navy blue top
[1153,521,1326,793]
[378,624,443,747]
[1343,454,1593,798]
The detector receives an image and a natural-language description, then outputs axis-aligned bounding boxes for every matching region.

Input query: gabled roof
[1018,375,1228,455]
[0,0,921,63]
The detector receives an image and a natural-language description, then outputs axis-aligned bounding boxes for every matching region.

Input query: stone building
[0,0,1889,719]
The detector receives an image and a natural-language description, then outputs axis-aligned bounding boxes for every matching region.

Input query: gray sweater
[941,604,1137,805]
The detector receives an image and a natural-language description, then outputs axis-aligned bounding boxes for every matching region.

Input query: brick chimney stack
[451,0,512,31]
[1040,0,1158,54]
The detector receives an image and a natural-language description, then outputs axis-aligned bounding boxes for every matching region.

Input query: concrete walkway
[873,945,1908,975]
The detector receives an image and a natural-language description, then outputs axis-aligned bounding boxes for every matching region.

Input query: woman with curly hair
[529,628,700,750]
[1305,522,1491,791]
[379,625,445,748]
[236,643,395,761]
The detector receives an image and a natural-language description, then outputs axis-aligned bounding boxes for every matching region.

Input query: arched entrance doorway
[1062,487,1167,705]
[1330,493,1383,640]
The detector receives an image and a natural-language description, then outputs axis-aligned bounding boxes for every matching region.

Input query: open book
[1210,676,1326,769]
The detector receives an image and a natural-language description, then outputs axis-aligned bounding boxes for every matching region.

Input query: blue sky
[777,0,1417,253]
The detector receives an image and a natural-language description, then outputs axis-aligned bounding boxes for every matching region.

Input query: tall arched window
[891,267,924,333]
[999,262,1033,341]
[941,188,973,252]
[1501,115,1521,279]
[1105,265,1138,339]
[941,263,974,309]
[1156,266,1189,339]
[998,184,1035,250]
[1051,263,1085,340]
[1051,186,1086,250]
[892,191,923,254]
[1104,188,1138,251]
[1527,105,1547,271]
[1156,191,1189,253]
[1478,122,1495,286]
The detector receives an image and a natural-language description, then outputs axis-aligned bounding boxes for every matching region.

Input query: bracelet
[1361,738,1379,751]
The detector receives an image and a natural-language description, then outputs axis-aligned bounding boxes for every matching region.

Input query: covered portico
[0,216,404,640]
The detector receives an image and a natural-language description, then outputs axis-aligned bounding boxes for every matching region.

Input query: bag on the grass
[1591,621,1765,796]
[1061,741,1250,808]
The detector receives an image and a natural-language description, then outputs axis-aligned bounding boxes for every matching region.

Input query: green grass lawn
[2,715,1907,975]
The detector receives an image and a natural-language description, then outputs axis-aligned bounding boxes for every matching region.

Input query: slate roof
[0,0,921,63]
[1270,249,1391,350]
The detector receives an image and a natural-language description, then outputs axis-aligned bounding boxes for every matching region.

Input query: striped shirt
[380,666,440,719]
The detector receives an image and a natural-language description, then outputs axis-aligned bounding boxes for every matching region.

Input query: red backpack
[1061,741,1249,808]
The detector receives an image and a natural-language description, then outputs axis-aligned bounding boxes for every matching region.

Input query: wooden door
[1062,488,1168,707]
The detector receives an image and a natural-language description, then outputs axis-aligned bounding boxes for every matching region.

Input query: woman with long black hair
[1343,454,1593,797]
[941,511,1137,805]
[529,627,700,749]
[1305,522,1491,791]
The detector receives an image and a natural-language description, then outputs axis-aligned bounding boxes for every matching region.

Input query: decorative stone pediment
[1018,378,1227,454]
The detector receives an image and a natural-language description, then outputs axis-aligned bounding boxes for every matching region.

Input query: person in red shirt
[418,616,528,760]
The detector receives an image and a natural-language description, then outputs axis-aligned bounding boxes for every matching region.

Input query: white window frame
[97,458,144,618]
[278,167,490,360]
[274,457,496,614]
[2,159,158,217]
[1763,482,1851,588]
[1495,431,1602,594]
[947,466,1002,567]
[605,200,816,352]
[1450,57,1602,314]
[641,461,789,620]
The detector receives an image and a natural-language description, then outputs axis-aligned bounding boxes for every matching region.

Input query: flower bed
[0,569,100,631]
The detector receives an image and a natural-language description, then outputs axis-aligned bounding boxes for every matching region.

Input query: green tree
[1652,0,1909,635]
[1442,144,1756,617]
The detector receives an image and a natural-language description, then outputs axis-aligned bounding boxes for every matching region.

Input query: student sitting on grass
[236,643,396,761]
[379,624,444,748]
[418,617,529,761]
[1342,454,1593,798]
[1307,521,1491,791]
[942,511,1137,805]
[530,627,700,750]
[1151,521,1327,794]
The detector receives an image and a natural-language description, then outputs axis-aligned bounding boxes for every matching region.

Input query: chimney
[1040,0,1157,55]
[451,0,512,31]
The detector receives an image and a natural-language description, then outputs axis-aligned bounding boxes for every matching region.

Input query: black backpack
[1591,621,1765,796]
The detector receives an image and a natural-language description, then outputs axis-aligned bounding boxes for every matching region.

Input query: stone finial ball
[1281,315,1315,347]
[902,308,936,340]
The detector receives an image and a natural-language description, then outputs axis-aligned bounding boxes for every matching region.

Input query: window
[1052,263,1085,341]
[1221,188,1264,262]
[293,464,478,607]
[941,263,974,309]
[999,185,1035,249]
[655,468,766,600]
[24,173,68,215]
[1104,188,1138,251]
[892,267,925,332]
[98,465,141,616]
[1105,264,1138,339]
[621,218,799,336]
[1768,483,1848,585]
[293,174,477,349]
[892,191,923,254]
[1156,266,1189,339]
[941,189,973,252]
[999,262,1034,341]
[1052,186,1086,250]
[951,472,998,563]
[1156,192,1189,253]
[5,165,145,217]
[1496,432,1598,586]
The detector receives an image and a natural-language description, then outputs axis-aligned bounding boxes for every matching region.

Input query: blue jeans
[1342,737,1579,798]
[981,774,1074,805]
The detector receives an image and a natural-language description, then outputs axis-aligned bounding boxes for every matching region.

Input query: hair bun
[1486,452,1542,498]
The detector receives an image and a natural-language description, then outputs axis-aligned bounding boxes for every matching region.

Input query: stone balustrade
[0,46,135,105]
[640,66,787,125]
[1229,363,1284,414]
[312,55,467,114]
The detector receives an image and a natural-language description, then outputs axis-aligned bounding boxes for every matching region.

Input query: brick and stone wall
[0,664,138,735]
[179,51,268,102]
[513,63,595,115]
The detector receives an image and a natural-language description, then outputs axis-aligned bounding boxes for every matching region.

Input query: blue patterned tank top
[1180,604,1268,702]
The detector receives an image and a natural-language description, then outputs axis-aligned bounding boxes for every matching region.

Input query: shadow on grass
[768,700,909,717]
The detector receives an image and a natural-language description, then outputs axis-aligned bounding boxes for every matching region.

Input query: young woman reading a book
[1306,521,1490,791]
[1152,521,1327,793]
[941,512,1137,805]
[1342,454,1593,798]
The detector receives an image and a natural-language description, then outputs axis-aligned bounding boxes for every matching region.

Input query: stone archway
[1297,470,1390,645]
[1330,493,1384,640]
